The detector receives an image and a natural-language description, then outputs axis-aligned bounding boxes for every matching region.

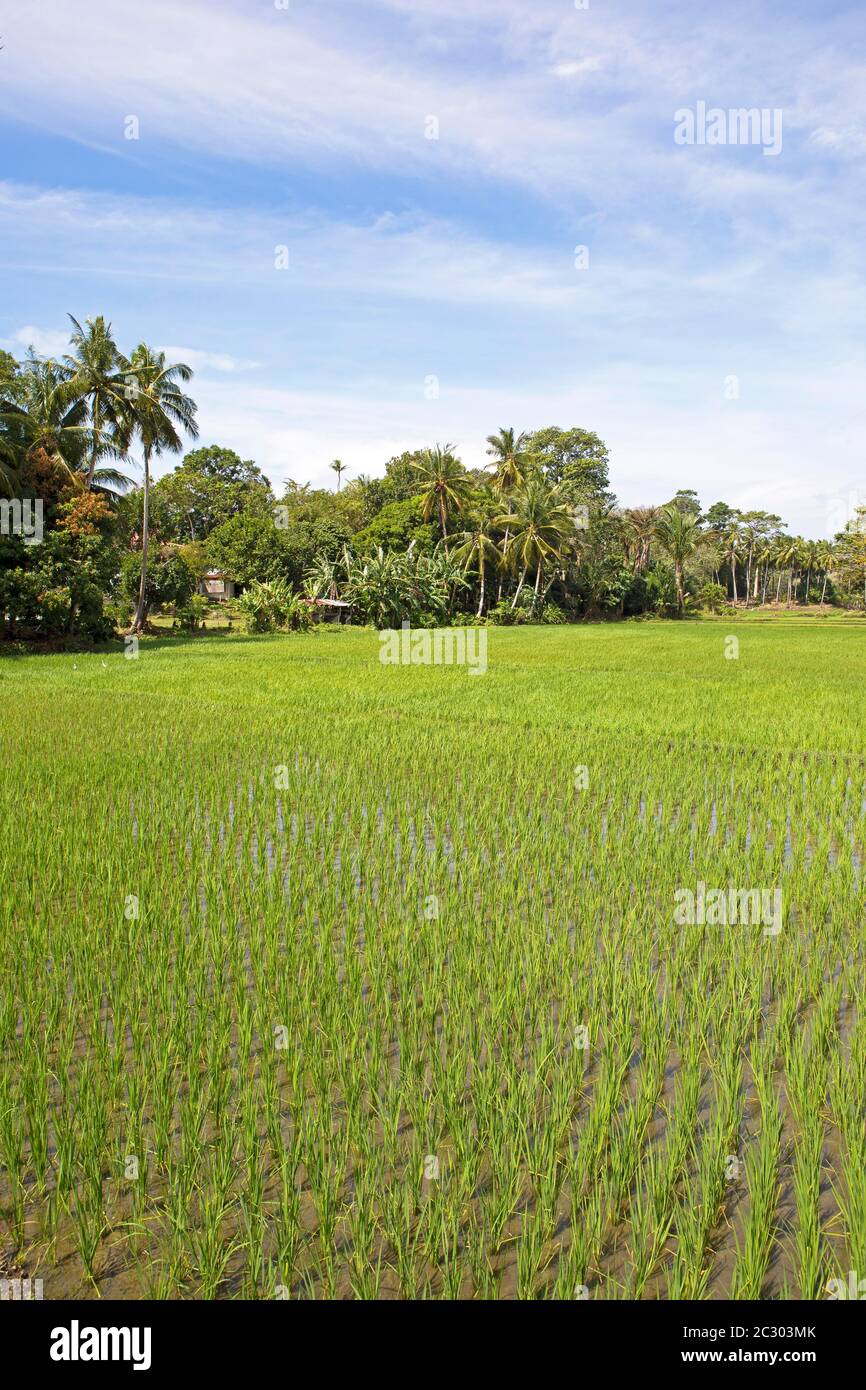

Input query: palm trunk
[86,399,101,490]
[439,496,448,557]
[730,552,738,603]
[477,557,485,618]
[497,526,509,601]
[775,570,783,603]
[511,565,528,611]
[820,572,828,605]
[133,447,151,633]
[676,562,685,614]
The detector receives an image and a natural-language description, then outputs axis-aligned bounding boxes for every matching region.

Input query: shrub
[696,581,731,614]
[237,580,313,633]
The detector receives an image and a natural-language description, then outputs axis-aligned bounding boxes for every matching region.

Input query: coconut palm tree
[485,429,529,599]
[815,541,835,605]
[776,536,803,605]
[451,518,502,617]
[119,345,198,633]
[623,506,659,572]
[723,521,742,604]
[495,480,573,610]
[0,355,88,482]
[329,458,348,492]
[64,315,130,491]
[0,351,131,499]
[654,505,701,614]
[410,444,474,555]
[484,427,528,495]
[800,539,819,604]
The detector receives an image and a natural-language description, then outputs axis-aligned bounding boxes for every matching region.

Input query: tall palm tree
[410,444,474,555]
[63,315,129,491]
[815,541,835,605]
[800,539,819,604]
[329,458,348,492]
[654,505,701,614]
[623,506,659,572]
[495,480,573,609]
[0,352,131,499]
[451,518,502,617]
[754,541,773,603]
[484,427,528,495]
[723,522,742,603]
[119,345,198,633]
[776,536,802,605]
[0,356,89,481]
[486,429,529,598]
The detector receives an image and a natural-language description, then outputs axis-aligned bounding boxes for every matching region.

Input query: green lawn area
[2,624,865,1299]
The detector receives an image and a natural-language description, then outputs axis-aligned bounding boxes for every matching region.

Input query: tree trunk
[676,562,685,614]
[497,526,509,601]
[730,553,738,603]
[477,559,485,618]
[820,572,828,605]
[511,566,528,610]
[133,448,151,633]
[86,399,100,490]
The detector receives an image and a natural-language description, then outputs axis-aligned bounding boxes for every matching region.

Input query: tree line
[2,316,865,642]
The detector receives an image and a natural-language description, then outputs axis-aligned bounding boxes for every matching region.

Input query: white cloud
[156,347,260,374]
[551,58,603,78]
[8,325,70,358]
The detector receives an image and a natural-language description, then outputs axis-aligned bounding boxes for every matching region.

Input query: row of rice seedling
[1,624,864,1297]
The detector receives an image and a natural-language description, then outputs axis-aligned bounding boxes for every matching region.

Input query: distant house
[199,569,236,601]
[302,597,352,624]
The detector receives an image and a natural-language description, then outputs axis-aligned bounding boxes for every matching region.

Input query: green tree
[118,346,198,633]
[654,505,702,614]
[485,427,528,495]
[64,315,131,492]
[452,516,502,617]
[495,480,574,609]
[410,445,475,554]
[329,458,349,492]
[525,427,610,499]
[154,445,272,539]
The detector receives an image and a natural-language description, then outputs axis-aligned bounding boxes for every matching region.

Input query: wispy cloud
[1,0,864,534]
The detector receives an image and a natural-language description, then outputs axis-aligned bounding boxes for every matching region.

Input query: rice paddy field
[2,622,866,1300]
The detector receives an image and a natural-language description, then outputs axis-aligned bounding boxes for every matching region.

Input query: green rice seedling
[1,625,865,1298]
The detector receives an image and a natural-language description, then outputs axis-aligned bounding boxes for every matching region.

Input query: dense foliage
[3,318,866,644]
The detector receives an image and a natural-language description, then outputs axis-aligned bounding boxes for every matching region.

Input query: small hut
[302,597,352,624]
[199,569,236,601]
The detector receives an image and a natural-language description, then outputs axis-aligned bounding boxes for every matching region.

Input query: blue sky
[1,0,864,535]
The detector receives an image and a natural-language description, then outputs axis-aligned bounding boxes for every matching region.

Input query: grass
[1,622,865,1299]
